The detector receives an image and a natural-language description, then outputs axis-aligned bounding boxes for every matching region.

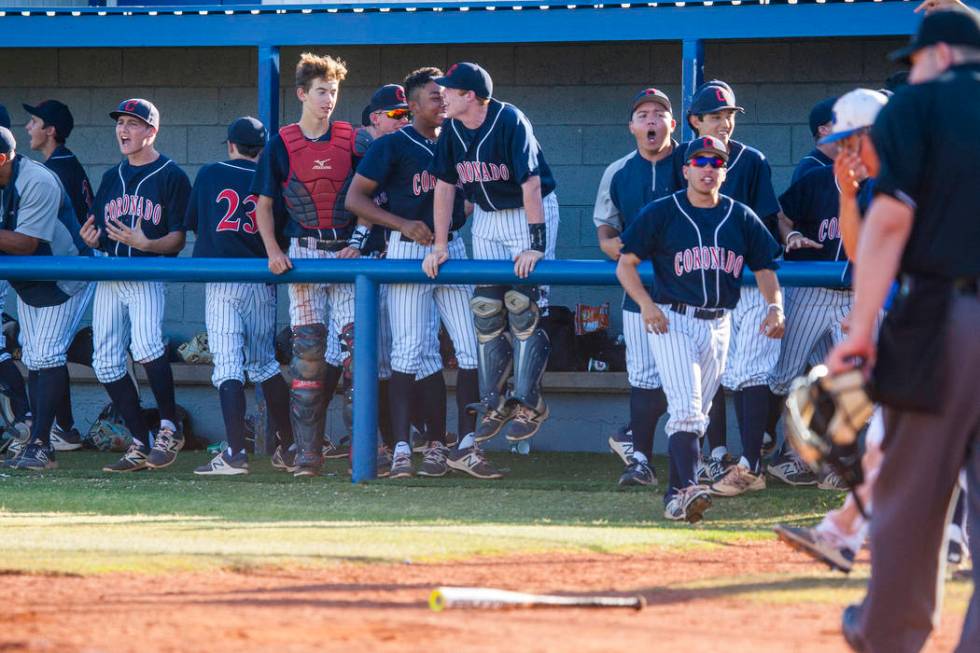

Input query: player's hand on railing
[640,301,668,335]
[267,248,293,275]
[785,232,823,251]
[105,215,151,251]
[79,216,102,249]
[834,151,866,200]
[513,249,544,279]
[760,305,785,339]
[914,0,965,15]
[336,246,361,260]
[599,236,623,261]
[401,221,434,246]
[423,247,449,279]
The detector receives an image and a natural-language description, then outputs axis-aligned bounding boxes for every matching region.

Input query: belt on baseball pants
[296,237,349,252]
[397,230,457,242]
[669,303,726,320]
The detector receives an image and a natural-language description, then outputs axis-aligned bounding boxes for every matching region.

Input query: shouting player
[79,99,191,472]
[618,136,783,523]
[593,88,677,488]
[23,98,95,452]
[252,53,360,478]
[185,117,295,476]
[0,127,90,470]
[348,67,497,479]
[674,81,783,485]
[424,62,560,448]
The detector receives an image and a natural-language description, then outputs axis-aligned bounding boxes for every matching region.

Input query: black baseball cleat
[50,425,83,452]
[504,399,549,442]
[103,443,149,473]
[618,456,657,488]
[145,426,184,469]
[447,444,503,480]
[6,442,57,471]
[471,401,515,443]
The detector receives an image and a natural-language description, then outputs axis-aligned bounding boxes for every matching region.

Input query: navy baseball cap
[689,83,744,116]
[110,98,160,129]
[697,79,733,95]
[684,135,729,162]
[890,7,980,64]
[225,116,266,147]
[23,100,74,140]
[368,84,409,113]
[0,105,9,130]
[0,126,16,155]
[434,62,493,99]
[361,105,371,127]
[630,88,672,116]
[808,97,838,137]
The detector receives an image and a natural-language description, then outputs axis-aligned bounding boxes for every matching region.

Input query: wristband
[348,225,370,251]
[784,230,802,246]
[767,303,783,314]
[529,223,547,253]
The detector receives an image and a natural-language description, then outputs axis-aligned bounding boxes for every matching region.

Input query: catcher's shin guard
[470,287,513,411]
[289,323,328,469]
[505,288,551,409]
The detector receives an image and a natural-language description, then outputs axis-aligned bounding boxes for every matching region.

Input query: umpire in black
[828,7,980,653]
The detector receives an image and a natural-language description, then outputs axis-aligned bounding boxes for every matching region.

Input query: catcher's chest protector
[279,122,355,231]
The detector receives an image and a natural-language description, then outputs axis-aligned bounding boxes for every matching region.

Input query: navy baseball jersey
[358,125,467,232]
[186,160,269,259]
[251,124,360,239]
[430,99,556,212]
[791,147,833,185]
[621,191,780,310]
[593,146,679,312]
[44,144,93,226]
[673,139,780,233]
[778,166,846,263]
[352,126,392,256]
[92,155,190,258]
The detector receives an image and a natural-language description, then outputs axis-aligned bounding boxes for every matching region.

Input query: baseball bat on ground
[428,586,645,611]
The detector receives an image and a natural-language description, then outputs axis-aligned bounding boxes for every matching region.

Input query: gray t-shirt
[1,155,85,305]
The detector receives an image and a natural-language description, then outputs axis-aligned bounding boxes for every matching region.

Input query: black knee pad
[505,287,541,340]
[470,286,507,342]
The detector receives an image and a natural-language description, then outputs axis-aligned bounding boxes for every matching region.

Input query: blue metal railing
[1,256,848,482]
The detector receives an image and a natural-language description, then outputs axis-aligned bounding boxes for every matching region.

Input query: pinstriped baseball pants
[205,282,281,388]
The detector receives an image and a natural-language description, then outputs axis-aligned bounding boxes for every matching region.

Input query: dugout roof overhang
[0,1,920,48]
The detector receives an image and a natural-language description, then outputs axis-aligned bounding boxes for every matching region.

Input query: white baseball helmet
[818,89,889,145]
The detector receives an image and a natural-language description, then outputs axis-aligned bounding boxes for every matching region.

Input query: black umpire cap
[890,7,980,64]
[110,98,160,129]
[225,116,266,147]
[0,104,10,130]
[434,62,493,100]
[23,100,74,141]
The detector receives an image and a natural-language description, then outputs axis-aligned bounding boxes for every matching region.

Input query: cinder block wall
[0,38,903,444]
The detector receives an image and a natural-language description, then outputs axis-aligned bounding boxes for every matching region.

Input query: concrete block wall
[0,37,905,445]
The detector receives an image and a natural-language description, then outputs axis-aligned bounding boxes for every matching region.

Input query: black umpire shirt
[871,62,980,278]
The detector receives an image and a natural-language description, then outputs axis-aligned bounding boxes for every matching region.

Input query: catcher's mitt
[177,332,212,364]
[785,364,874,489]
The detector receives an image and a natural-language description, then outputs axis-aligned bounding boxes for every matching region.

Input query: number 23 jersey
[186,159,268,258]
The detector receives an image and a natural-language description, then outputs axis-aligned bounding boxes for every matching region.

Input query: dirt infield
[0,540,966,653]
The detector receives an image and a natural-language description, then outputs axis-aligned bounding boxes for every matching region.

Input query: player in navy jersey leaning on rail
[618,136,784,523]
[79,98,191,474]
[423,62,560,451]
[184,117,295,476]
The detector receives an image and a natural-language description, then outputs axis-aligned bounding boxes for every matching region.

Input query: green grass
[0,451,846,575]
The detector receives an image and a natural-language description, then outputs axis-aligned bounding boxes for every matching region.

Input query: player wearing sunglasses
[617,136,784,523]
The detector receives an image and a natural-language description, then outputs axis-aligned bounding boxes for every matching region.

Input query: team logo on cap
[123,99,139,112]
[644,88,660,96]
[446,64,459,76]
[395,88,406,103]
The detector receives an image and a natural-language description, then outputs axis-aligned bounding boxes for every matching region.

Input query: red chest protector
[279,121,356,233]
